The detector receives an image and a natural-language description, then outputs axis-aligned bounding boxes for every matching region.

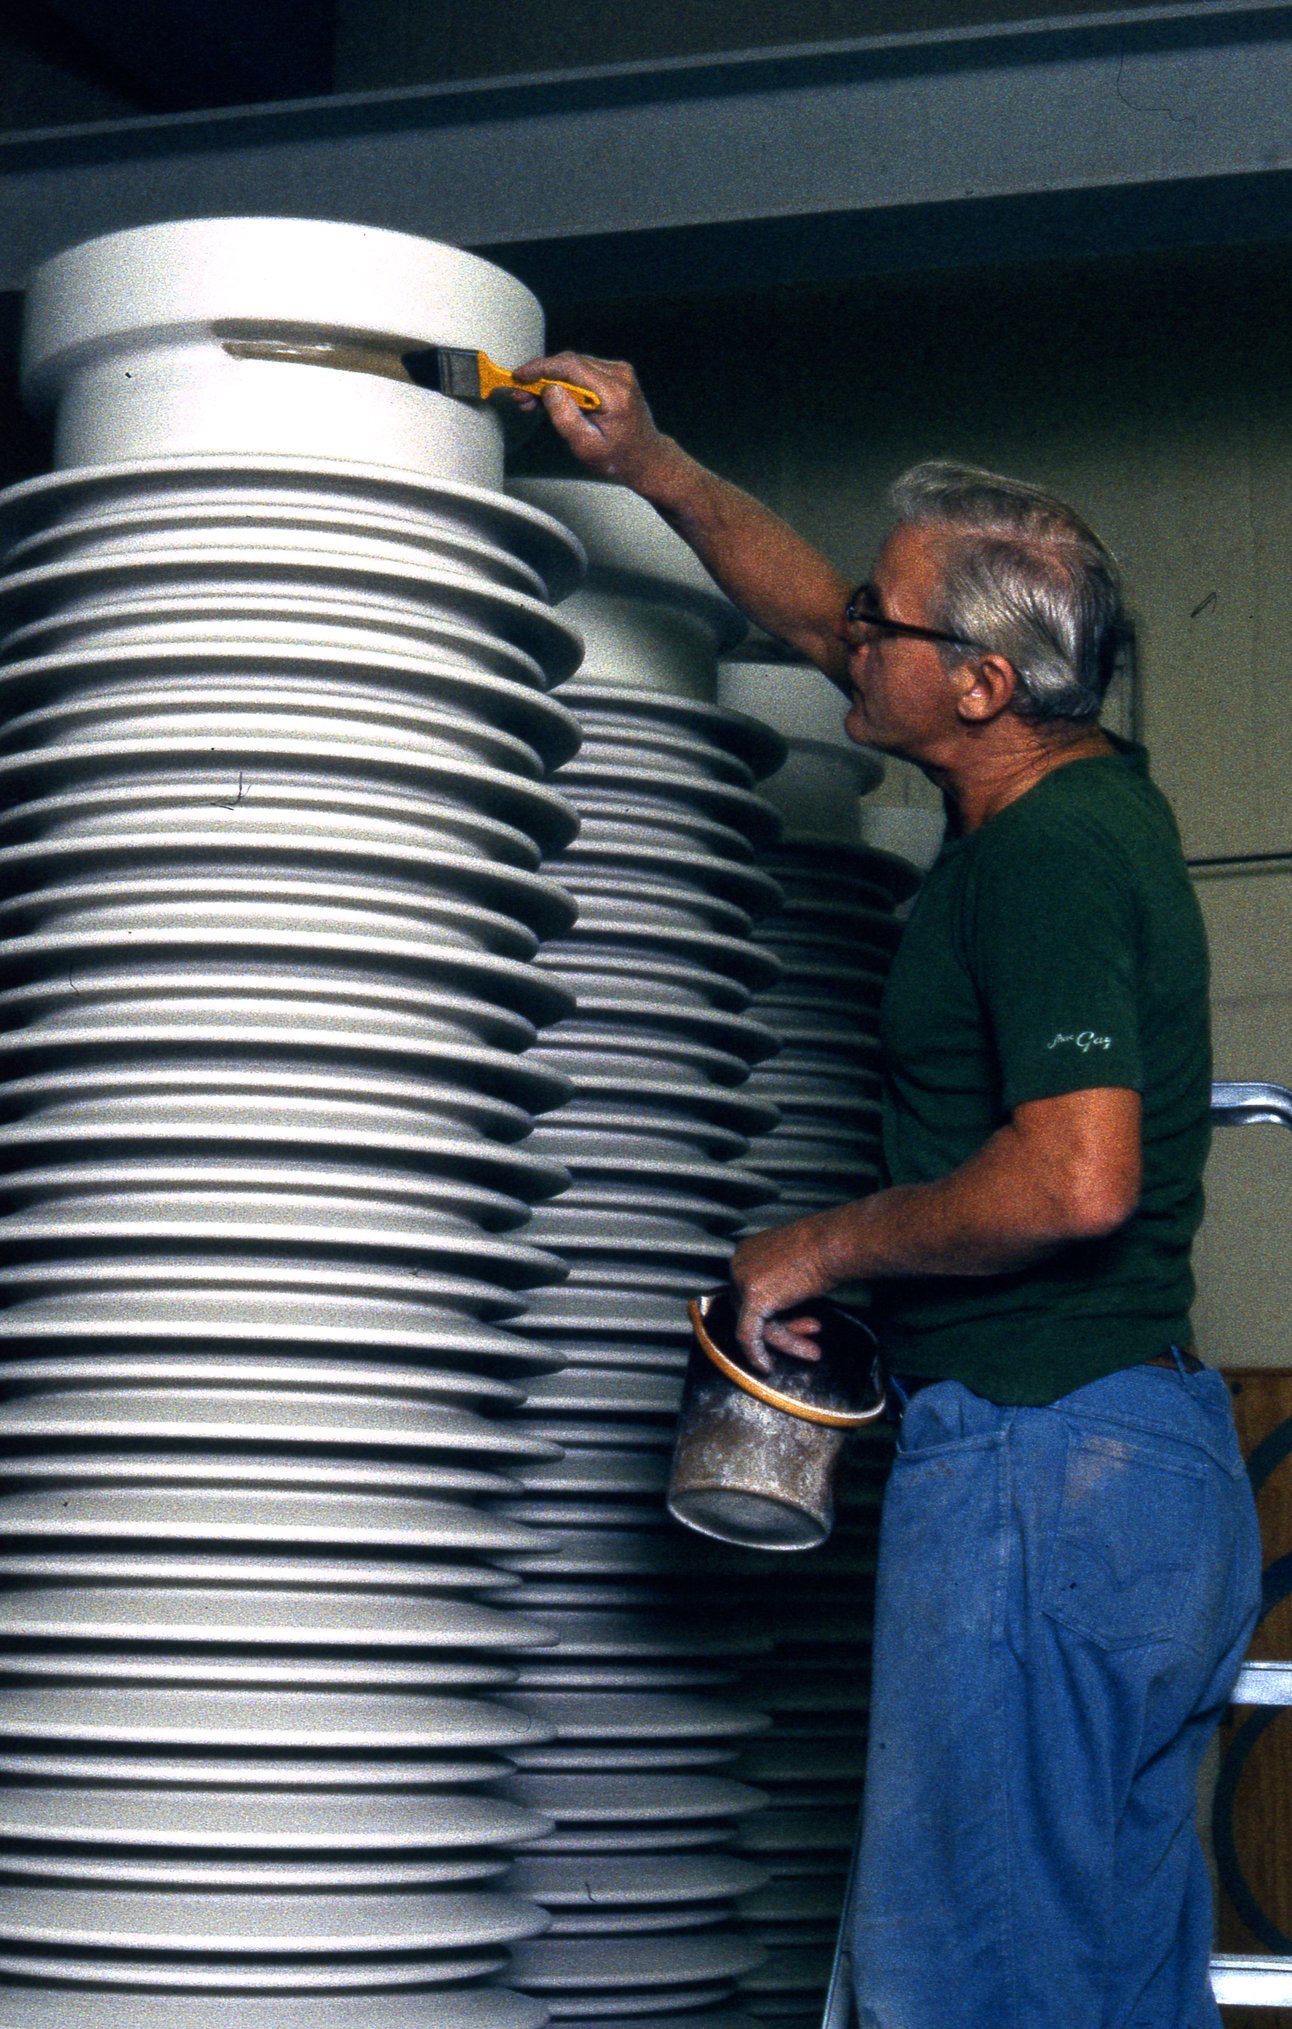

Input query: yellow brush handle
[477,352,601,410]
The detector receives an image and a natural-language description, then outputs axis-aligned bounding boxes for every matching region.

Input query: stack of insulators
[494,479,802,2027]
[737,839,913,1222]
[0,216,605,2028]
[714,660,921,2028]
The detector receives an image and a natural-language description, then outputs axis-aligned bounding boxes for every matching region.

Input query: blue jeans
[852,1360,1262,2029]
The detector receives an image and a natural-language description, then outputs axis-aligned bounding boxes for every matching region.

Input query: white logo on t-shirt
[1046,1030,1113,1054]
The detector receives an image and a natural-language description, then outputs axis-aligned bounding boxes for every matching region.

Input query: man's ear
[954,651,1018,725]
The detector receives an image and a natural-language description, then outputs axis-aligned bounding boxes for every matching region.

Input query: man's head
[884,461,1130,725]
[841,462,1131,769]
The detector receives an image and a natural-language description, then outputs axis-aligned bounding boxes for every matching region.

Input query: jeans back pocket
[1041,1428,1205,1649]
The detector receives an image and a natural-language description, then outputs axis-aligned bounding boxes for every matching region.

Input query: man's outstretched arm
[512,352,852,688]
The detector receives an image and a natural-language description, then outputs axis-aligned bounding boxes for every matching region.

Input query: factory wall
[0,228,1286,1366]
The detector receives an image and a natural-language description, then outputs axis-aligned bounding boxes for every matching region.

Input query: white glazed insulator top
[511,478,745,698]
[22,218,546,486]
[718,657,882,844]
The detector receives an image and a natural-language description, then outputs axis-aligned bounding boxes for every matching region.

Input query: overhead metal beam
[1,2,1292,301]
[33,0,335,110]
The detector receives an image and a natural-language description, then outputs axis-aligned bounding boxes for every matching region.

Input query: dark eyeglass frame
[844,584,991,657]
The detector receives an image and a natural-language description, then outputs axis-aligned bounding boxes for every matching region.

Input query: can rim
[688,1294,886,1430]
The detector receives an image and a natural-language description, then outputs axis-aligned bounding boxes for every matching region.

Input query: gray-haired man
[516,352,1261,2029]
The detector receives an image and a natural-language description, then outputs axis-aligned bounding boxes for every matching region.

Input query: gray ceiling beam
[33,0,335,110]
[2,2,1292,301]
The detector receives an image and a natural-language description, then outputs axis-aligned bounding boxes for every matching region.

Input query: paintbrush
[218,331,601,411]
[403,346,601,410]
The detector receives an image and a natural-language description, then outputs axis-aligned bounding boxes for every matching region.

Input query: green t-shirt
[870,740,1211,1406]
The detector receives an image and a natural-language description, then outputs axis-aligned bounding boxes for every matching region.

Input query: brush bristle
[402,346,480,398]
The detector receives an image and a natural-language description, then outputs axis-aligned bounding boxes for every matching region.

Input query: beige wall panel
[1245,329,1292,854]
[1195,872,1292,1369]
[1195,1128,1292,1369]
[1200,873,1292,1082]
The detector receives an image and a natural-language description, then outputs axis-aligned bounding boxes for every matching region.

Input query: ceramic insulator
[0,217,591,2026]
[715,657,926,2026]
[492,480,812,2024]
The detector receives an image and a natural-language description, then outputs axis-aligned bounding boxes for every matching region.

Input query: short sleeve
[964,810,1143,1111]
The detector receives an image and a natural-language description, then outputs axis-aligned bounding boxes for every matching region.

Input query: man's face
[841,522,968,763]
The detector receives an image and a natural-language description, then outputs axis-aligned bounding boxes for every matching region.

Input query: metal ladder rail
[1205,1082,1292,2011]
[1209,1082,1292,1133]
[821,1080,1292,2027]
[1213,1667,1292,2008]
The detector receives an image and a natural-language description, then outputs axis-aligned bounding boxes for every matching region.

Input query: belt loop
[886,1372,912,1418]
[1168,1342,1189,1378]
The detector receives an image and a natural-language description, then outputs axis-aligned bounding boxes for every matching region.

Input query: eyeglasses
[844,584,990,656]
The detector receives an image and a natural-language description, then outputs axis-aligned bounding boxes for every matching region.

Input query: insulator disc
[736,1942,834,1994]
[0,1450,530,1498]
[0,1644,520,1685]
[0,1947,509,1991]
[501,1693,767,1746]
[0,1786,549,1851]
[0,1883,550,1951]
[0,558,583,685]
[0,663,576,784]
[498,1452,669,1501]
[505,1928,767,1991]
[3,505,551,597]
[509,1372,681,1422]
[0,459,587,601]
[553,835,781,919]
[559,2018,759,2029]
[0,1987,550,2027]
[0,1685,550,1752]
[734,1881,844,1926]
[0,1388,563,1460]
[510,1666,737,1697]
[0,834,579,943]
[0,1854,511,1891]
[500,1773,767,1829]
[0,1587,557,1651]
[0,1485,542,1552]
[508,1851,767,1909]
[736,1811,857,1857]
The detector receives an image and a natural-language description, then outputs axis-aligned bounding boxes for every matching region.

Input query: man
[513,352,1262,2029]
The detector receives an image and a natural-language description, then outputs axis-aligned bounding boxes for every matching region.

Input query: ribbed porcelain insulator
[494,481,796,2024]
[715,658,929,2025]
[0,217,597,2025]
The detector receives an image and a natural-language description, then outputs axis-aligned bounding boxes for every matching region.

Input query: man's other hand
[729,1216,833,1374]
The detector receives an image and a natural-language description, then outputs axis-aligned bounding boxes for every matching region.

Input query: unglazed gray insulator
[518,667,787,1364]
[503,1930,769,2019]
[724,1246,891,1996]
[734,840,908,1220]
[491,481,797,2022]
[0,1994,551,2029]
[0,218,600,2017]
[588,2012,762,2029]
[712,660,923,2022]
